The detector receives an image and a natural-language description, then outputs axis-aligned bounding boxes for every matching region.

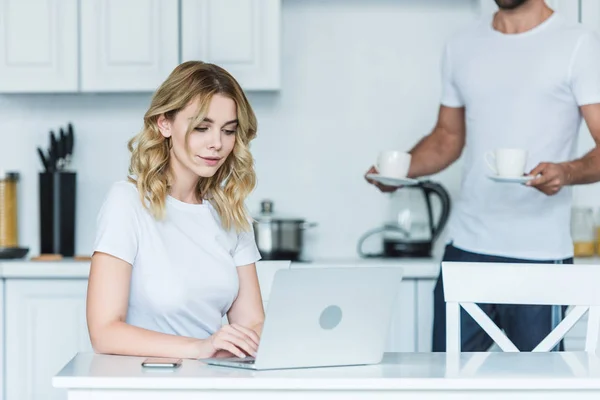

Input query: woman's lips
[198,156,221,167]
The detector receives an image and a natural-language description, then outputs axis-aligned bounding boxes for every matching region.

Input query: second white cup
[377,151,411,178]
[485,148,527,177]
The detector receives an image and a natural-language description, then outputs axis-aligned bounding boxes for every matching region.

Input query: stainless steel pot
[252,200,317,261]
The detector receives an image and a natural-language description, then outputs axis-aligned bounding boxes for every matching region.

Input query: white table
[54,352,600,399]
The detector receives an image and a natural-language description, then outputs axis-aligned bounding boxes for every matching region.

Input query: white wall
[2,0,596,261]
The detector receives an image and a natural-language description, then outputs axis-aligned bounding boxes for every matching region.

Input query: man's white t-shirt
[442,12,600,260]
[93,180,262,339]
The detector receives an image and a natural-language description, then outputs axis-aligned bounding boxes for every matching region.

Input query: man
[366,0,600,352]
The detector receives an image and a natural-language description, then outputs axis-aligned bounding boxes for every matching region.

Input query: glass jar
[595,208,600,256]
[571,207,595,257]
[0,171,19,248]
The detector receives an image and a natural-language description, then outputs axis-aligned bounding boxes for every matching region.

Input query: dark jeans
[432,243,573,352]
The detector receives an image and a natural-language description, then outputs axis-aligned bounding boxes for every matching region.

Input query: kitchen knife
[49,130,58,172]
[57,128,66,170]
[46,148,56,173]
[65,123,74,167]
[37,147,49,172]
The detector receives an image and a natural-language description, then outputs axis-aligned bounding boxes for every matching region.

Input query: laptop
[203,266,403,370]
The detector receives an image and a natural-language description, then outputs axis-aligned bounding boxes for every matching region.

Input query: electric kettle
[357,180,451,258]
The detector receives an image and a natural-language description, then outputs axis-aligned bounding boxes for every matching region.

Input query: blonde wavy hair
[127,61,257,232]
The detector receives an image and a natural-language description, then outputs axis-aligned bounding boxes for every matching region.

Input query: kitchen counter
[1,255,599,280]
[53,352,600,398]
[0,257,443,279]
[1,256,599,279]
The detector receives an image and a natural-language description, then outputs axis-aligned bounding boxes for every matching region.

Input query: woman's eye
[194,127,208,132]
[224,129,237,135]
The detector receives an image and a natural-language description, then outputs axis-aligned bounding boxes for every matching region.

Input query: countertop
[0,257,442,279]
[54,351,600,391]
[1,256,599,280]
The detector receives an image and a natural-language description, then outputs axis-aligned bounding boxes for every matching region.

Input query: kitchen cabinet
[541,0,579,23]
[4,279,91,400]
[0,0,78,93]
[180,0,281,90]
[0,281,4,400]
[80,0,179,92]
[563,307,590,351]
[386,281,417,352]
[0,0,281,93]
[478,0,579,23]
[416,280,436,352]
[581,0,600,32]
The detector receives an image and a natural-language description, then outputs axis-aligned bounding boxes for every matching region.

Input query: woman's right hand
[200,324,260,359]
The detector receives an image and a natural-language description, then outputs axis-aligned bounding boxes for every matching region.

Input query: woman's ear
[157,114,172,138]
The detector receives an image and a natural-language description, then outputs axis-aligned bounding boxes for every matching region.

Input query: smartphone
[141,357,182,368]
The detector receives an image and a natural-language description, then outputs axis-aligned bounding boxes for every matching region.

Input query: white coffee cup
[484,148,527,177]
[376,151,411,178]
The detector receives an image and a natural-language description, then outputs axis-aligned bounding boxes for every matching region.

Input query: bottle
[0,170,19,248]
[595,207,600,256]
[571,207,595,257]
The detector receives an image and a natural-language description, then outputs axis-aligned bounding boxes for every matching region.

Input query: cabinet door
[563,306,589,351]
[0,281,4,400]
[5,279,91,400]
[0,0,78,92]
[479,0,579,23]
[416,279,436,352]
[546,0,579,23]
[80,0,179,92]
[181,0,281,90]
[581,0,600,32]
[385,281,417,352]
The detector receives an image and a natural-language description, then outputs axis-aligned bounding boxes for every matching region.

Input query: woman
[86,61,264,360]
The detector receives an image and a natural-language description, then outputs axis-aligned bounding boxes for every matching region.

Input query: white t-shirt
[93,180,262,339]
[441,12,600,260]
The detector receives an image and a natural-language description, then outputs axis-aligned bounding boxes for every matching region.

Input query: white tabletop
[54,352,600,391]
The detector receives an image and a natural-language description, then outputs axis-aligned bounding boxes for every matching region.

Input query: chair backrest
[441,261,600,353]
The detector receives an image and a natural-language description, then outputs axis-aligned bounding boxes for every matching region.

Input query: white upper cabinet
[80,0,179,92]
[0,0,281,93]
[479,0,579,24]
[581,0,600,31]
[181,0,281,91]
[0,0,78,93]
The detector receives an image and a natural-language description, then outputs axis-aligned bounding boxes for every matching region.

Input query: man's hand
[526,162,571,195]
[364,166,401,193]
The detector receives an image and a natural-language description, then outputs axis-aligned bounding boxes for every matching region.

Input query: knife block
[39,172,76,257]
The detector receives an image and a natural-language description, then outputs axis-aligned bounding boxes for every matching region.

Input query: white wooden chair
[441,261,600,354]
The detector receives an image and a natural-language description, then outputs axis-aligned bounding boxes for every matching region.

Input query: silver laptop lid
[254,266,403,370]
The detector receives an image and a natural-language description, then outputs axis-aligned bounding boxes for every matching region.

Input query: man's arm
[364,105,466,192]
[564,104,600,183]
[527,104,600,194]
[407,105,466,178]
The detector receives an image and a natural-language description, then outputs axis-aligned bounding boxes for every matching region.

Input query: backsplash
[1,0,598,260]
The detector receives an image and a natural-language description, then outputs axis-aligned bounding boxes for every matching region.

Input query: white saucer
[487,175,534,184]
[366,173,419,187]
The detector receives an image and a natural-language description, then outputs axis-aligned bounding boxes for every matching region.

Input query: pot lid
[0,170,19,181]
[254,199,305,223]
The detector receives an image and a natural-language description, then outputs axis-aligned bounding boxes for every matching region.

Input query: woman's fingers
[220,331,257,357]
[230,324,260,347]
[212,337,247,358]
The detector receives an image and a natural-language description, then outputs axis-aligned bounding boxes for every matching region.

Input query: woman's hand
[197,324,260,359]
